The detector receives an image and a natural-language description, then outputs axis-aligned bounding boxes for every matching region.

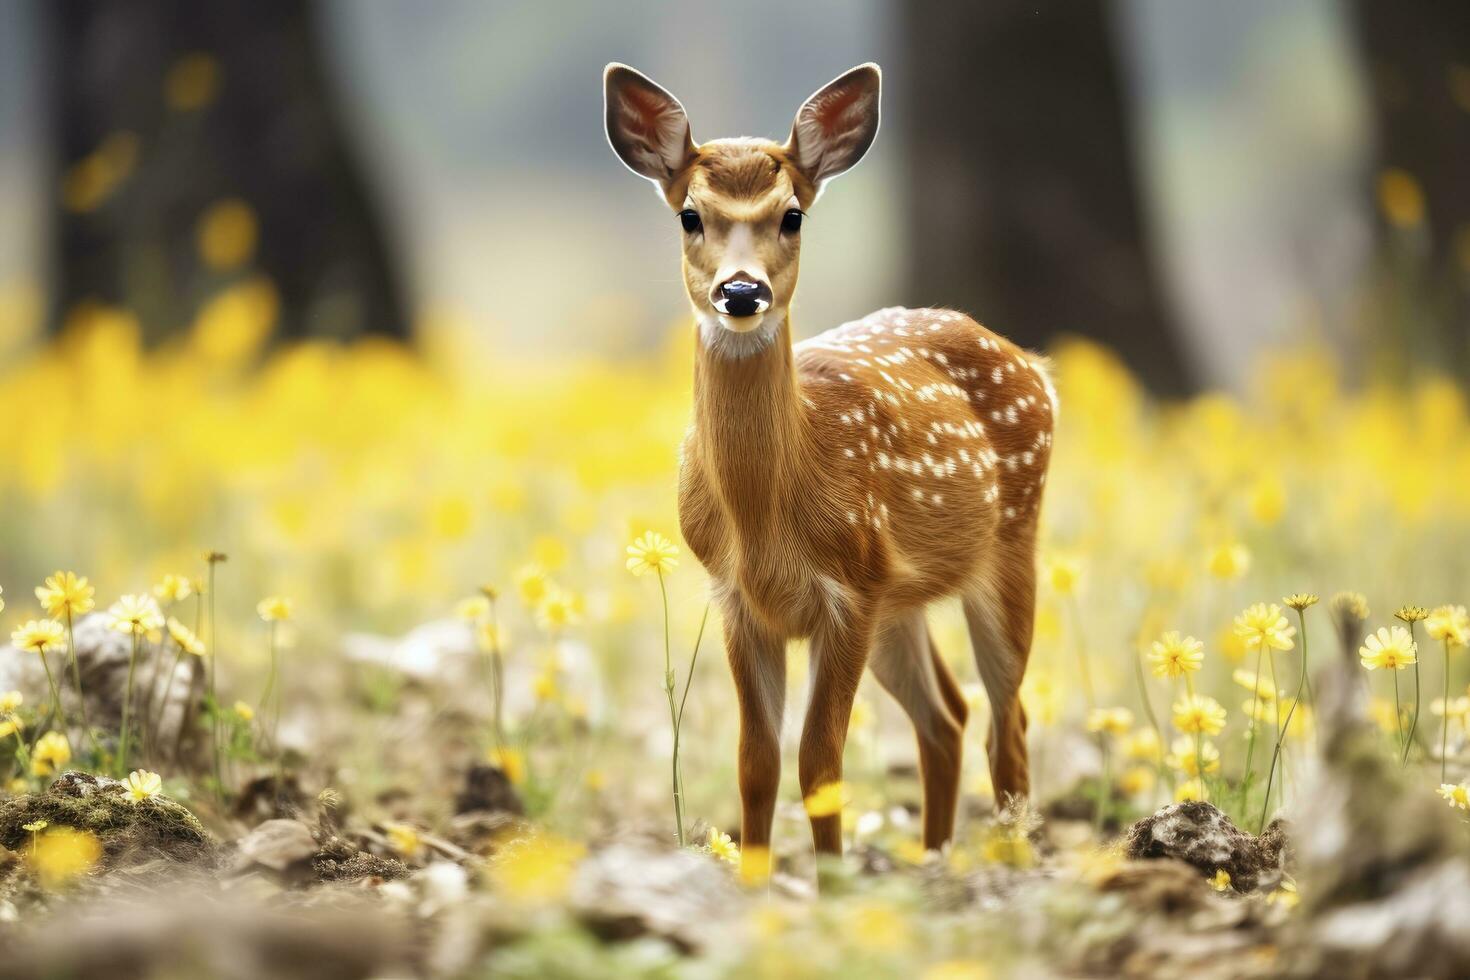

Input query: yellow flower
[803,781,847,818]
[1267,877,1300,909]
[35,571,95,618]
[1045,554,1082,595]
[1086,707,1134,737]
[256,596,293,622]
[921,961,990,980]
[1148,631,1204,678]
[27,826,102,889]
[488,746,526,786]
[1165,736,1220,776]
[1359,626,1417,671]
[385,822,422,858]
[1437,783,1470,811]
[1232,669,1277,700]
[152,574,192,604]
[1175,778,1206,802]
[625,531,680,577]
[1426,605,1470,648]
[1210,868,1232,892]
[166,618,206,656]
[0,690,22,715]
[1206,543,1250,581]
[1283,593,1319,611]
[108,594,164,636]
[488,831,585,903]
[455,596,490,622]
[849,900,912,951]
[232,700,255,722]
[1119,766,1156,796]
[10,619,64,655]
[532,670,560,703]
[0,718,23,739]
[515,565,550,606]
[980,827,1035,868]
[1395,605,1429,624]
[1172,694,1227,736]
[739,844,772,887]
[32,731,71,776]
[1233,603,1296,652]
[123,769,163,802]
[535,588,580,632]
[1367,697,1405,735]
[706,827,740,865]
[1330,591,1370,622]
[1122,727,1162,761]
[22,819,47,834]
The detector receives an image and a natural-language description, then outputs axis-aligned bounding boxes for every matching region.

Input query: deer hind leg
[869,611,965,849]
[800,612,874,855]
[962,560,1036,806]
[723,596,787,876]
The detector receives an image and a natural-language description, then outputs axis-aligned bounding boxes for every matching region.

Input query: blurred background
[0,0,1466,393]
[0,0,1466,894]
[0,0,1466,647]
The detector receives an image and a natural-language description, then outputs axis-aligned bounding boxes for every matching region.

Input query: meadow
[0,297,1468,977]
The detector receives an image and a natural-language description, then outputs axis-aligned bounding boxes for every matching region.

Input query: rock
[234,819,318,874]
[312,835,410,885]
[1124,801,1286,892]
[568,841,741,953]
[1286,606,1470,976]
[453,765,523,816]
[0,613,203,766]
[0,770,215,868]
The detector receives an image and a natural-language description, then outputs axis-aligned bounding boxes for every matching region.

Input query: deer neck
[692,313,809,528]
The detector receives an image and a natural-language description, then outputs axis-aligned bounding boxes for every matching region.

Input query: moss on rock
[0,770,216,868]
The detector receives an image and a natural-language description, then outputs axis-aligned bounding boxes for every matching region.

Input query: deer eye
[678,209,701,234]
[781,209,804,234]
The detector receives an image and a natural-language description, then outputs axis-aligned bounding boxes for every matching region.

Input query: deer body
[606,63,1053,865]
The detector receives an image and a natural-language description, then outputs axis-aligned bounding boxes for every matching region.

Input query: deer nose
[714,278,771,318]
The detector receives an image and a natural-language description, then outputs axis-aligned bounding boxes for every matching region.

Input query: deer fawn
[605,62,1054,865]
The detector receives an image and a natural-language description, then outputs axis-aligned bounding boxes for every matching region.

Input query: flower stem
[1403,623,1421,766]
[1132,640,1167,790]
[657,570,684,846]
[65,611,100,757]
[1260,610,1310,832]
[39,652,69,744]
[1240,642,1265,813]
[1393,669,1405,762]
[207,561,222,800]
[1443,639,1452,784]
[486,597,504,751]
[119,631,140,772]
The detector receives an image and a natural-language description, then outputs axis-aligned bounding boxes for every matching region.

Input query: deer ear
[604,63,697,194]
[785,63,881,197]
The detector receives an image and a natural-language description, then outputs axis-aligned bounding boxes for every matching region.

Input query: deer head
[604,63,881,355]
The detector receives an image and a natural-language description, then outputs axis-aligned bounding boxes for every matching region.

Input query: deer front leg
[723,597,786,876]
[799,613,873,855]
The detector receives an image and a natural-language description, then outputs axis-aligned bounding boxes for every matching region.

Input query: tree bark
[42,0,408,345]
[901,0,1190,394]
[1350,1,1470,377]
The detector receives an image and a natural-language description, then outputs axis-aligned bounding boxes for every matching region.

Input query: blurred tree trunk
[1350,2,1470,377]
[42,0,408,346]
[901,0,1190,394]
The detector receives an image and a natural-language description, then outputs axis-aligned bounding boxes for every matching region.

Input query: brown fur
[606,64,1053,864]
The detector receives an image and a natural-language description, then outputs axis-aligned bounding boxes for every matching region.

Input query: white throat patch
[698,312,784,360]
